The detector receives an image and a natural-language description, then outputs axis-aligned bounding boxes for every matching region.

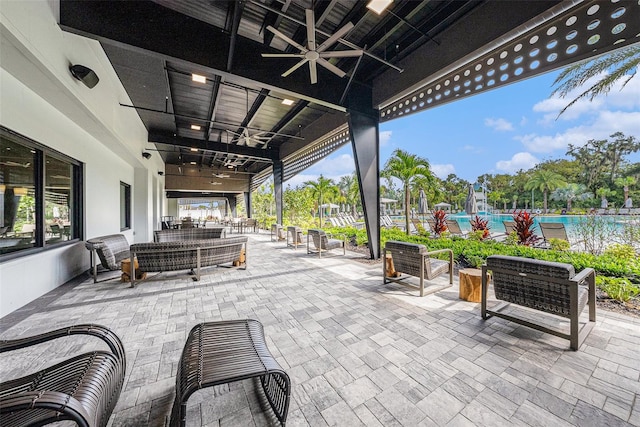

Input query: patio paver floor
[1,232,639,426]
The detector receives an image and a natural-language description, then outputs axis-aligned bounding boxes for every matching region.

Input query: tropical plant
[513,210,540,246]
[551,44,640,117]
[524,170,566,213]
[550,183,592,211]
[573,213,618,255]
[596,276,640,303]
[304,175,339,227]
[431,210,448,236]
[548,238,570,251]
[615,176,637,207]
[382,149,434,234]
[469,215,490,239]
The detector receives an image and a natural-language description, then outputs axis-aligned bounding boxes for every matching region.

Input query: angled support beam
[269,101,308,136]
[227,0,246,72]
[205,75,223,142]
[262,0,291,46]
[235,89,269,136]
[227,196,238,217]
[273,160,284,225]
[347,85,380,259]
[149,133,275,161]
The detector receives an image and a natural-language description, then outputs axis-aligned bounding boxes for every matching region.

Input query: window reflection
[45,155,73,242]
[0,139,36,253]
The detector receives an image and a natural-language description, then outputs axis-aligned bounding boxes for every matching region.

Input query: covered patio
[1,233,639,426]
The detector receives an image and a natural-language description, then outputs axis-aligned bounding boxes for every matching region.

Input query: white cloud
[379,130,392,147]
[515,110,640,153]
[431,164,455,179]
[484,117,514,131]
[496,152,539,173]
[533,67,640,124]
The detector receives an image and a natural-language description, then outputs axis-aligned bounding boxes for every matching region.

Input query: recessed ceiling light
[190,148,198,152]
[192,73,206,83]
[282,98,294,106]
[366,0,392,15]
[190,161,197,165]
[227,165,234,169]
[190,124,201,131]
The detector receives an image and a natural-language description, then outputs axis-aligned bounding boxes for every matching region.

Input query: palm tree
[552,45,640,117]
[304,175,338,227]
[382,149,433,234]
[615,176,637,207]
[524,170,566,213]
[550,183,592,211]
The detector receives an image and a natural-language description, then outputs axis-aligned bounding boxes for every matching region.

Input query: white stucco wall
[0,0,166,317]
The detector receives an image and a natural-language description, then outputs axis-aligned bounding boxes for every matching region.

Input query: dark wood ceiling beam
[226,0,246,72]
[234,88,270,136]
[59,0,347,111]
[149,133,276,161]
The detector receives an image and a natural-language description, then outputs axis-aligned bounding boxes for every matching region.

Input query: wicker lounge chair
[482,255,596,350]
[286,226,305,249]
[307,229,346,257]
[170,320,290,427]
[85,234,131,283]
[271,223,285,241]
[0,324,126,427]
[383,240,453,297]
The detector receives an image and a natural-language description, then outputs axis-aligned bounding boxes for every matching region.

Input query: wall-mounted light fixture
[142,152,152,159]
[158,171,164,176]
[69,64,100,88]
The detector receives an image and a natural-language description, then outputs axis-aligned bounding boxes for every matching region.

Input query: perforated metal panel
[250,166,272,192]
[380,0,640,122]
[281,125,351,182]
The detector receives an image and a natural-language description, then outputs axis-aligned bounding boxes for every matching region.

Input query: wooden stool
[459,268,490,302]
[385,253,400,277]
[121,258,146,282]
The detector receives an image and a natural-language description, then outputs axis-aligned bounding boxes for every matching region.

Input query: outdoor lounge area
[2,233,639,426]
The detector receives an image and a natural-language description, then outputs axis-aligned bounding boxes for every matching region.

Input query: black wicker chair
[482,255,596,350]
[85,234,130,283]
[0,324,126,427]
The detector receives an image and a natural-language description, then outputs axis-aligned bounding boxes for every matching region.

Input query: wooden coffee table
[120,258,146,282]
[459,268,490,302]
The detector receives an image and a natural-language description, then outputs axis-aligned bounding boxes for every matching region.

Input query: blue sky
[286,67,640,187]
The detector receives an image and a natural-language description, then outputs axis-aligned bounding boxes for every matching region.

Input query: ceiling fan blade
[316,22,354,53]
[282,59,308,77]
[305,9,316,51]
[317,58,346,78]
[319,50,363,58]
[266,25,308,52]
[309,60,318,84]
[261,53,305,58]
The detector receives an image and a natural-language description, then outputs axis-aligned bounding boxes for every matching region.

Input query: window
[120,182,131,231]
[1,126,82,257]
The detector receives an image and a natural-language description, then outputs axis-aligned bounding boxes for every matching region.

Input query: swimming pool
[448,212,629,235]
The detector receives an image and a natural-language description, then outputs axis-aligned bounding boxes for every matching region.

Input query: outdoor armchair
[307,229,346,257]
[482,255,596,350]
[0,324,126,427]
[85,234,130,283]
[383,240,453,297]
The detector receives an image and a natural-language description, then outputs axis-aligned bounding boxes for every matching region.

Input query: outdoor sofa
[153,226,227,242]
[129,236,247,287]
[482,255,596,350]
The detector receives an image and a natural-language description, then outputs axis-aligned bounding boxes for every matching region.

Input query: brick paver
[1,233,638,426]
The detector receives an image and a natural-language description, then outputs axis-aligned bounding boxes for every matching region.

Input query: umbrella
[464,184,478,215]
[601,197,608,209]
[418,188,429,214]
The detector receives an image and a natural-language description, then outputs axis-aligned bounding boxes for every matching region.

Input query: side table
[459,268,490,302]
[121,258,146,282]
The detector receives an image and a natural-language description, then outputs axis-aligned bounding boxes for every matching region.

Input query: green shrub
[549,238,570,251]
[467,230,485,242]
[604,243,637,260]
[596,276,640,302]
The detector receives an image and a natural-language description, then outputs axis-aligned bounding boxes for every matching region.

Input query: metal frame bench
[0,324,126,427]
[170,320,290,426]
[482,255,596,350]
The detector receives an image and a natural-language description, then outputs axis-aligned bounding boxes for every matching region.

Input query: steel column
[244,191,251,218]
[228,196,237,217]
[347,86,380,259]
[273,160,284,225]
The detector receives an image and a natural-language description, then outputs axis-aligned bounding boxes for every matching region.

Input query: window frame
[1,126,83,261]
[120,181,131,231]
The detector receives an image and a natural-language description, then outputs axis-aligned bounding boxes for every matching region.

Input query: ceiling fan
[227,128,272,148]
[212,172,230,178]
[261,9,363,84]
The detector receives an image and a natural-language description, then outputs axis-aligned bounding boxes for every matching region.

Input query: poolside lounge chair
[503,220,516,234]
[286,226,305,249]
[383,241,453,297]
[539,222,583,249]
[307,229,345,258]
[445,219,468,237]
